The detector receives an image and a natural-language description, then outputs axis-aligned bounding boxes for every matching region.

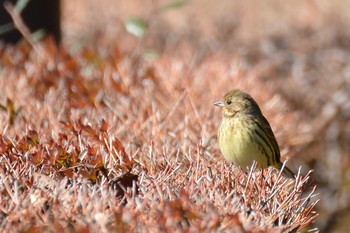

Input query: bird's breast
[218,117,268,169]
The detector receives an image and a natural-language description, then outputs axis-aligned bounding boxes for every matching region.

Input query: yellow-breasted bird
[215,89,295,179]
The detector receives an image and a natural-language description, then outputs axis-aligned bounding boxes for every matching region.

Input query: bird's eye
[226,100,232,105]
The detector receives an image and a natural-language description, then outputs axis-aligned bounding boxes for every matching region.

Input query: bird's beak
[214,101,224,107]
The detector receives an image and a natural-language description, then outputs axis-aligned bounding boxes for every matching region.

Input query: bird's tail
[276,163,295,179]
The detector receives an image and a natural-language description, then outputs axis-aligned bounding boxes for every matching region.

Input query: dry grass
[3,0,350,232]
[0,41,318,232]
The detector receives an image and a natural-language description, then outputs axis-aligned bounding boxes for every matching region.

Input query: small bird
[215,89,295,179]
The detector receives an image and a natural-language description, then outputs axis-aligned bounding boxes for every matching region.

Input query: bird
[215,89,295,179]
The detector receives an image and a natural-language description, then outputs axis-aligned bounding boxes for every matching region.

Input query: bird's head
[214,89,261,118]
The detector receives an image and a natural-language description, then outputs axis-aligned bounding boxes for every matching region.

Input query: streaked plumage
[215,89,295,179]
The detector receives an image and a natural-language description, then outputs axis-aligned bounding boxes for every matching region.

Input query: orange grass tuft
[0,40,318,232]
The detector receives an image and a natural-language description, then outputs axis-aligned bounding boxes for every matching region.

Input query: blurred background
[2,0,350,232]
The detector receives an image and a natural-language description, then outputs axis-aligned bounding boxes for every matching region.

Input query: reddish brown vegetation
[0,40,318,232]
[2,0,350,232]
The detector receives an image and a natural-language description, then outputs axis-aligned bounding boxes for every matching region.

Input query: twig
[4,1,47,59]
